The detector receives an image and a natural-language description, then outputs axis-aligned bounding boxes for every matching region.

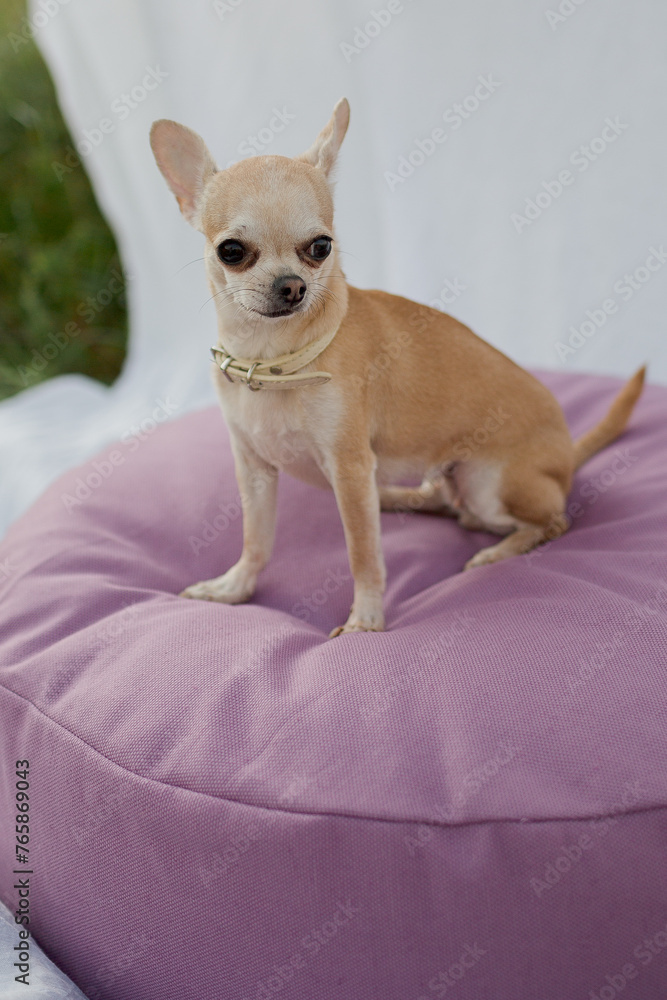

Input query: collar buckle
[220,355,234,382]
[246,362,261,391]
[209,325,338,391]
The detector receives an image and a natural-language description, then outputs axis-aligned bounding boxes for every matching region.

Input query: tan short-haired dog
[150,99,645,636]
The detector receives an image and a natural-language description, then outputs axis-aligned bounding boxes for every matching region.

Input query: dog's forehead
[202,156,333,241]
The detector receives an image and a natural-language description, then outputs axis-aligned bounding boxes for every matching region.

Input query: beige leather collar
[210,324,339,391]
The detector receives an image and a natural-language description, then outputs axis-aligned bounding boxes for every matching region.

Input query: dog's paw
[329,622,384,638]
[463,545,502,571]
[329,610,385,638]
[330,593,385,637]
[179,566,256,604]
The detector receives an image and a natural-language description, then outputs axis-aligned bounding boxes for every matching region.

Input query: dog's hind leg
[379,474,458,517]
[463,465,569,570]
[464,516,567,569]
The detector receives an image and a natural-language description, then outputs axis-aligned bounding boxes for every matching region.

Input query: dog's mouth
[248,305,304,319]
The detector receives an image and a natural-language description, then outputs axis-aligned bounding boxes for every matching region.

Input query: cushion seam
[1,680,664,829]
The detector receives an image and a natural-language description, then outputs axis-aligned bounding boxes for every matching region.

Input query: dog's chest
[215,377,339,489]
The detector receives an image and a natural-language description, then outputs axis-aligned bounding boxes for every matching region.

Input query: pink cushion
[1,370,666,999]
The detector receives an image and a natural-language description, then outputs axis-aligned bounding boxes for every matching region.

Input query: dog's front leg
[328,453,386,637]
[180,438,278,604]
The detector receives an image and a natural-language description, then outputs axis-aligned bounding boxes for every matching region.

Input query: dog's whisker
[174,256,207,276]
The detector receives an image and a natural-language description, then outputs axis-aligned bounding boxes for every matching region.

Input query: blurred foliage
[0,0,127,401]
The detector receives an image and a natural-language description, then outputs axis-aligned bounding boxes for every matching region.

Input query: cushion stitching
[2,681,664,829]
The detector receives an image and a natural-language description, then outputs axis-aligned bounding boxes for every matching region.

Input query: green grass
[0,0,127,401]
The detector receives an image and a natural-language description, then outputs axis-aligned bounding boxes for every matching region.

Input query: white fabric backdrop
[2,0,666,538]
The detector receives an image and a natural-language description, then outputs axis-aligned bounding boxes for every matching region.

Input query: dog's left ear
[298,98,350,177]
[150,119,217,230]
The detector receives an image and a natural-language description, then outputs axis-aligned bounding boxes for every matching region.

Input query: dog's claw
[329,622,384,638]
[178,571,256,604]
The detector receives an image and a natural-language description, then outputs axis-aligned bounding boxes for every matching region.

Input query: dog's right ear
[150,120,217,230]
[297,98,350,178]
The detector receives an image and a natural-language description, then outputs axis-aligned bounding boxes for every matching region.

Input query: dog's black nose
[275,275,306,306]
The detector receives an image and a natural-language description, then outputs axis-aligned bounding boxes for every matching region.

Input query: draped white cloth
[3,0,665,538]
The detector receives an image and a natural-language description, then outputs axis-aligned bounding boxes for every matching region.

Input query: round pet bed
[1,370,666,1000]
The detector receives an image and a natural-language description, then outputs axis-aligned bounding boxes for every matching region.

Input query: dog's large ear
[150,120,217,230]
[297,98,349,177]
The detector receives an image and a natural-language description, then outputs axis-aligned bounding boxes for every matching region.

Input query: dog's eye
[306,236,332,261]
[217,240,246,265]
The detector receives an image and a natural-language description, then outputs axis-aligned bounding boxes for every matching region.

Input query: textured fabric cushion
[1,370,666,1000]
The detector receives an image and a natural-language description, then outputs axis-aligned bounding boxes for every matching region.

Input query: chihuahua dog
[150,99,645,636]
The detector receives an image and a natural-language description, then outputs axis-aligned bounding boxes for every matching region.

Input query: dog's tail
[573,365,646,470]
